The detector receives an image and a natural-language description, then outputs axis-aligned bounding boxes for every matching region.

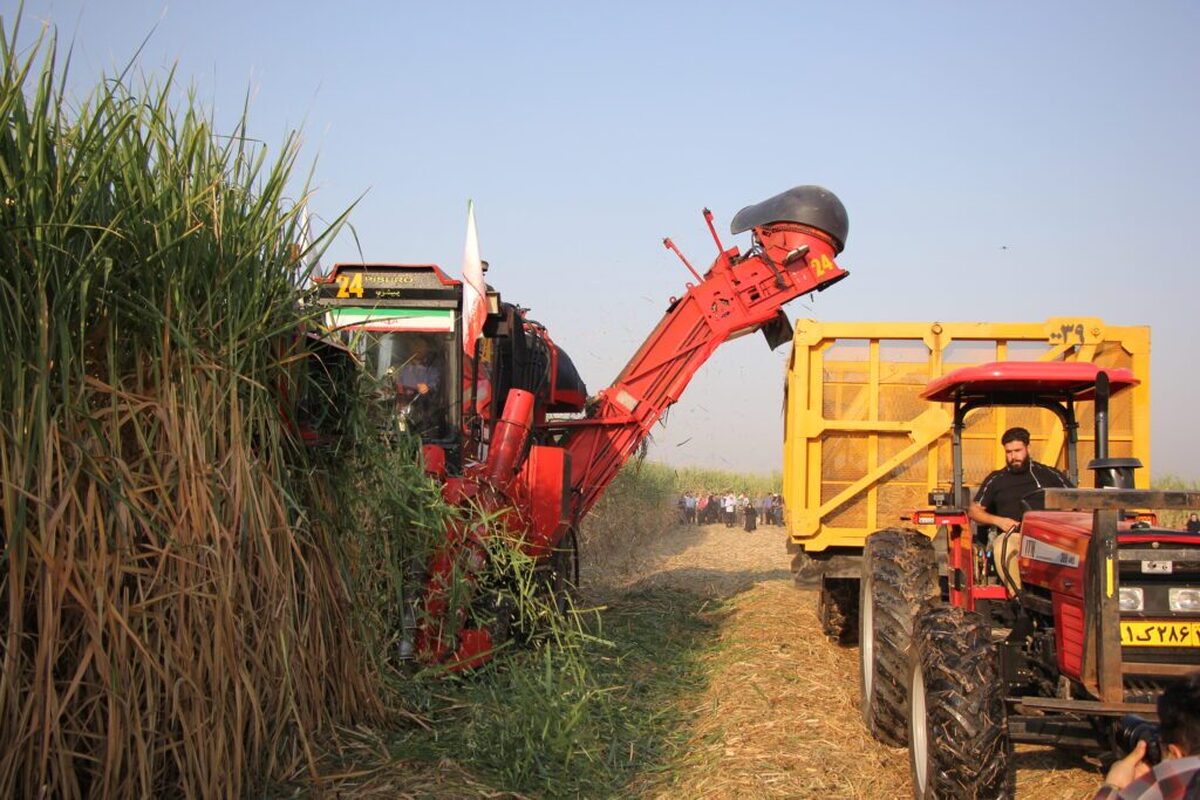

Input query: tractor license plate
[1121,621,1200,647]
[1142,560,1173,574]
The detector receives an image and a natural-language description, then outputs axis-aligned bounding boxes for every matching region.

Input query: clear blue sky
[13,1,1200,476]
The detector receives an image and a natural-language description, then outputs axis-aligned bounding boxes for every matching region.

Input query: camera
[1114,714,1163,765]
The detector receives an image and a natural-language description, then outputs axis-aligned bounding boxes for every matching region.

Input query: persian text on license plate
[1121,621,1200,647]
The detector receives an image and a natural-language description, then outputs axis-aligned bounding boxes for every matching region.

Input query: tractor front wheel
[909,602,1013,799]
[859,528,938,746]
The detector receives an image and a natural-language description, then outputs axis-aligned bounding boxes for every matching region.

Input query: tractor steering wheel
[1019,487,1047,516]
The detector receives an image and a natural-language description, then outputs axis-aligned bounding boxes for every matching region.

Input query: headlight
[1119,587,1144,612]
[1169,588,1200,612]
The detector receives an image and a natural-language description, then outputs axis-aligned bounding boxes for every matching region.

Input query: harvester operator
[393,335,447,438]
[967,426,1073,590]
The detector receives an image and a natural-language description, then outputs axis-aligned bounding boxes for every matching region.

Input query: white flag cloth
[461,200,488,355]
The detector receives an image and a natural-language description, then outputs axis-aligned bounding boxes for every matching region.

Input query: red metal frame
[552,222,847,520]
[908,514,1009,611]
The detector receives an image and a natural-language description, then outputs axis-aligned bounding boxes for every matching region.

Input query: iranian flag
[462,200,487,355]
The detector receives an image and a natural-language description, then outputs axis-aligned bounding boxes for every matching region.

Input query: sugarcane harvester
[311,186,851,666]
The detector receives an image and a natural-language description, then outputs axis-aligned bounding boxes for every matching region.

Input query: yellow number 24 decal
[810,253,836,278]
[335,272,365,298]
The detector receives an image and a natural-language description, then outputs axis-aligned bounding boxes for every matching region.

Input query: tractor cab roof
[920,361,1139,405]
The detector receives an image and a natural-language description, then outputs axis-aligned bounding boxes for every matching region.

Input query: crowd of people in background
[678,491,784,532]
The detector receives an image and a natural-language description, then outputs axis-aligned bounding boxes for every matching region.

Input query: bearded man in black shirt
[968,426,1073,589]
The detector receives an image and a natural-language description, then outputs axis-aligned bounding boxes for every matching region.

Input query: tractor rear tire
[859,528,938,747]
[819,576,859,645]
[909,602,1013,800]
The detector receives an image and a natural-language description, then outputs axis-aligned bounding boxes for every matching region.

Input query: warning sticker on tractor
[1020,537,1080,568]
[1121,621,1200,647]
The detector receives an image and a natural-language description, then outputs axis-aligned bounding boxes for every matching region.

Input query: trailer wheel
[859,529,938,746]
[909,602,1012,800]
[548,527,579,614]
[819,577,859,645]
[790,549,823,588]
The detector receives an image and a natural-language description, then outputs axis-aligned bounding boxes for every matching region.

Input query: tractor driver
[967,426,1073,590]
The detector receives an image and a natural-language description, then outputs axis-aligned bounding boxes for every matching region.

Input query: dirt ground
[584,522,1103,800]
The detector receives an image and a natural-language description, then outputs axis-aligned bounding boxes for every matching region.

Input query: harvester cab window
[361,331,455,441]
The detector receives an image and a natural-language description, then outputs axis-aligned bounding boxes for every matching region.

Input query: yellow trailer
[781,318,1150,639]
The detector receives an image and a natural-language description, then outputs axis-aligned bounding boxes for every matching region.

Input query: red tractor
[308,186,852,666]
[857,361,1200,797]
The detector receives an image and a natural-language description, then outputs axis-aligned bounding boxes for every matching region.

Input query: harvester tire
[547,527,579,615]
[818,576,859,645]
[909,602,1013,799]
[858,528,938,747]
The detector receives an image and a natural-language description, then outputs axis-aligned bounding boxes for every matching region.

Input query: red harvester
[308,186,851,666]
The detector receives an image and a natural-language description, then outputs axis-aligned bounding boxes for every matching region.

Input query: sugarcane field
[3,4,1199,800]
